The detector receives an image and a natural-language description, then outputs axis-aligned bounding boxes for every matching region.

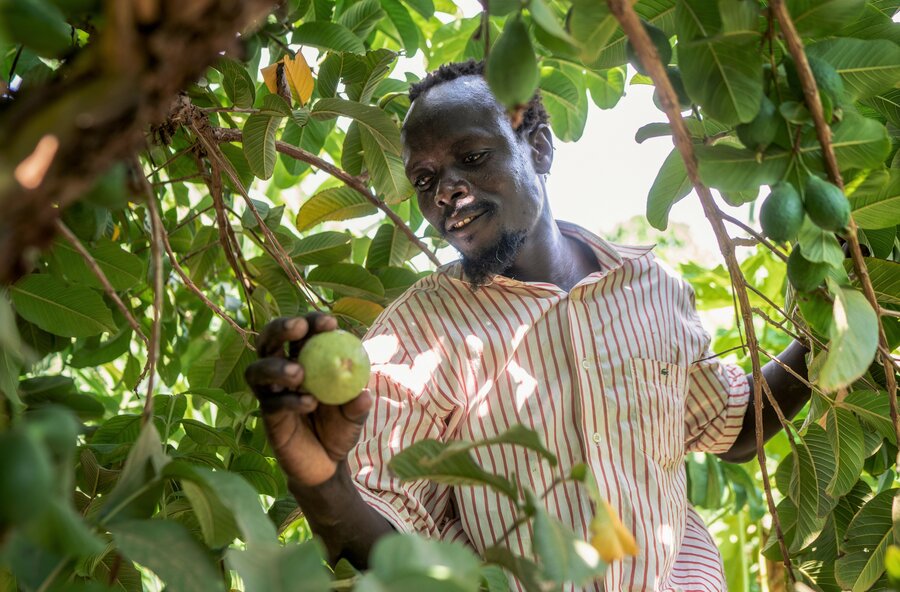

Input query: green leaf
[217,58,256,109]
[184,387,246,418]
[424,425,557,468]
[231,451,281,497]
[401,0,433,18]
[98,422,169,525]
[380,0,419,56]
[486,14,540,109]
[49,238,145,291]
[164,462,278,545]
[11,274,116,338]
[695,145,790,192]
[854,258,900,306]
[312,98,402,155]
[529,0,575,44]
[835,489,898,591]
[291,22,366,54]
[786,0,866,36]
[647,148,692,231]
[840,390,896,442]
[293,231,353,265]
[69,328,132,368]
[342,121,365,175]
[181,419,240,453]
[332,296,384,326]
[806,38,900,100]
[863,88,900,127]
[258,93,292,117]
[243,113,281,180]
[789,425,832,551]
[483,546,547,592]
[797,219,845,267]
[825,408,866,498]
[296,186,378,231]
[585,67,626,110]
[227,542,331,592]
[365,533,482,591]
[111,519,225,592]
[360,126,414,204]
[540,67,587,142]
[308,263,385,300]
[569,0,618,65]
[366,224,416,269]
[850,168,900,229]
[338,0,385,38]
[389,439,519,500]
[819,282,879,392]
[532,501,604,584]
[678,32,764,126]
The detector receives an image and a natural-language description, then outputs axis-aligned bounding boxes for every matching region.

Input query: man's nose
[434,177,470,208]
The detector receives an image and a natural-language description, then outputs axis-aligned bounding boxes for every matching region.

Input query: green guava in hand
[298,330,371,405]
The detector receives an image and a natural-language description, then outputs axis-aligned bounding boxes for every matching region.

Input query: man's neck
[503,217,602,292]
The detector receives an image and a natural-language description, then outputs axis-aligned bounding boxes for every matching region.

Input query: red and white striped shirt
[351,221,750,591]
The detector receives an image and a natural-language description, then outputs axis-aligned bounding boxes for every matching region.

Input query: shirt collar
[436,220,655,289]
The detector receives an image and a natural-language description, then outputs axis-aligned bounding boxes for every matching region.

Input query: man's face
[401,76,546,284]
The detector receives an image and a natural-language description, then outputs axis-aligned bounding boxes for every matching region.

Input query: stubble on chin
[459,229,527,290]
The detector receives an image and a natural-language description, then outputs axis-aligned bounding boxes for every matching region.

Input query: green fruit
[0,429,52,527]
[0,0,71,58]
[787,247,830,293]
[485,14,539,109]
[299,330,371,405]
[737,95,779,151]
[785,56,845,108]
[759,182,804,242]
[626,21,672,75]
[652,66,691,112]
[805,176,850,231]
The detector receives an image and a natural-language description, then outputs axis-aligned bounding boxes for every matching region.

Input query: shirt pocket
[629,357,687,469]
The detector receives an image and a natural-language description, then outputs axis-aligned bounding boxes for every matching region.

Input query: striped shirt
[351,221,750,591]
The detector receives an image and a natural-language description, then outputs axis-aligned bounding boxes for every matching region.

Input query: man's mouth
[445,208,489,234]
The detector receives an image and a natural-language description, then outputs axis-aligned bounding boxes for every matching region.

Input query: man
[245,60,811,591]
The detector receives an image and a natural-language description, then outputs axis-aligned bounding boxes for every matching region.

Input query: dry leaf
[282,54,314,106]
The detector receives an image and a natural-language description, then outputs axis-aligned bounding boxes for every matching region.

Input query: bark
[0,0,277,284]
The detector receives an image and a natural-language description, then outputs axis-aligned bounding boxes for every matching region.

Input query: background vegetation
[0,0,899,590]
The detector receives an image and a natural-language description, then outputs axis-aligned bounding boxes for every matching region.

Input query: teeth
[452,215,476,230]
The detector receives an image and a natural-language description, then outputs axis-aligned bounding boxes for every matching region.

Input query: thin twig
[138,170,165,423]
[752,306,805,344]
[213,127,441,267]
[54,220,149,347]
[743,282,828,352]
[160,229,254,346]
[770,0,900,459]
[719,212,789,263]
[147,142,198,177]
[606,0,794,579]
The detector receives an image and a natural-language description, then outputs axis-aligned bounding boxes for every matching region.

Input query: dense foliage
[0,0,899,590]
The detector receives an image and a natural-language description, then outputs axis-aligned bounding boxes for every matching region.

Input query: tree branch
[138,170,165,423]
[212,126,441,267]
[770,0,900,461]
[606,0,795,579]
[54,220,149,347]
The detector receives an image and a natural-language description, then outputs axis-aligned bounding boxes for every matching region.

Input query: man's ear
[529,124,554,175]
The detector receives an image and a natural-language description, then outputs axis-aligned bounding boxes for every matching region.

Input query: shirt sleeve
[679,283,751,454]
[347,323,463,538]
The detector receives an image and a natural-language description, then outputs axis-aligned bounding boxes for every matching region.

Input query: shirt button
[592,433,602,444]
[581,357,591,370]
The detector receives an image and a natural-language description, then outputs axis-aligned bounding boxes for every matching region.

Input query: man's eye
[414,175,433,189]
[463,152,486,165]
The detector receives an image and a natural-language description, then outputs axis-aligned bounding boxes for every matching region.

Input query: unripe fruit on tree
[804,176,850,232]
[737,96,780,151]
[785,56,845,108]
[626,21,672,76]
[298,330,371,405]
[759,182,804,243]
[787,247,830,293]
[485,14,539,109]
[0,429,52,527]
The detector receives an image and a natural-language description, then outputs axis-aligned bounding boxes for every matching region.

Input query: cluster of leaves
[0,0,899,590]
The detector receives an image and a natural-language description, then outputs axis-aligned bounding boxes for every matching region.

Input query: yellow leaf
[282,54,314,106]
[333,297,384,327]
[589,497,638,563]
[261,63,279,95]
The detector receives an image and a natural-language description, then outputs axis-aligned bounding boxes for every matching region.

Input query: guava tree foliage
[0,0,898,591]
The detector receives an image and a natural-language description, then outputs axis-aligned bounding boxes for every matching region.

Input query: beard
[459,229,527,288]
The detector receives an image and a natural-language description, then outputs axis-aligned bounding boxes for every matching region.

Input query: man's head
[402,60,553,286]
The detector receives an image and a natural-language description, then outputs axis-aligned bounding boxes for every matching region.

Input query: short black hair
[407,59,549,138]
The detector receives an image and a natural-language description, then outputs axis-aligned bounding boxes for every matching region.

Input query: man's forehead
[402,76,509,141]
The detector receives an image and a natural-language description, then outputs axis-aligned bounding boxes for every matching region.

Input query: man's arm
[718,340,811,463]
[244,314,394,567]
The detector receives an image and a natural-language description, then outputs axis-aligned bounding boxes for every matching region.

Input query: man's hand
[245,313,372,487]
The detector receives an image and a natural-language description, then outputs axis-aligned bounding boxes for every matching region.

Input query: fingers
[340,389,373,424]
[261,393,320,416]
[256,317,310,358]
[287,312,339,359]
[245,357,304,395]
